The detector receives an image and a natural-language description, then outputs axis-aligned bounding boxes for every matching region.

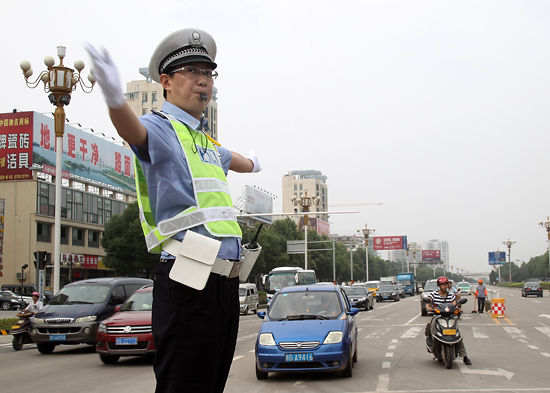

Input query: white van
[239,283,259,315]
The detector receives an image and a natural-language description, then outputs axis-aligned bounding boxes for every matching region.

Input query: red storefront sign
[61,253,99,269]
[0,112,33,181]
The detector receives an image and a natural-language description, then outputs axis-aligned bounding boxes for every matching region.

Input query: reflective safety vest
[135,113,242,253]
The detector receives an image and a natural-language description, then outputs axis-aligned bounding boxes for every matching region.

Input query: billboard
[373,236,407,250]
[60,253,98,269]
[0,111,135,192]
[245,185,273,214]
[422,250,441,262]
[488,251,506,265]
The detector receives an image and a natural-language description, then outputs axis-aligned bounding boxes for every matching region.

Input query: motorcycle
[11,310,34,351]
[424,297,467,369]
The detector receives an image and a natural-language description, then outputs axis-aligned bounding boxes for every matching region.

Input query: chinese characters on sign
[421,250,441,262]
[60,253,99,269]
[372,236,408,250]
[0,112,33,181]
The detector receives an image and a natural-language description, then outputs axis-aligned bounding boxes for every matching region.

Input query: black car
[0,290,26,310]
[522,282,543,297]
[343,286,374,310]
[377,285,399,302]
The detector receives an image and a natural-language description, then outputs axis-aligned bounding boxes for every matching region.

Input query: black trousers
[477,296,485,312]
[152,259,240,393]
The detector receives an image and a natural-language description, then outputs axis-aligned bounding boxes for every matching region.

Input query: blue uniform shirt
[131,101,241,260]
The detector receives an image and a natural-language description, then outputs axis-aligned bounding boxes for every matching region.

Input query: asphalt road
[1,286,549,393]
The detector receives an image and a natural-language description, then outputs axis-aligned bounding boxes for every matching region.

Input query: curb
[1,329,10,335]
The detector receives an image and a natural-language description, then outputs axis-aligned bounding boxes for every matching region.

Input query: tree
[101,202,158,278]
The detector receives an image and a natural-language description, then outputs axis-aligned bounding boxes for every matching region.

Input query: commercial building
[0,111,135,289]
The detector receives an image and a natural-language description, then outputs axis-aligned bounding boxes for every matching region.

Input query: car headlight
[33,317,44,324]
[323,331,343,344]
[98,323,107,333]
[75,316,97,324]
[392,292,396,296]
[360,297,366,301]
[11,299,19,303]
[258,333,276,346]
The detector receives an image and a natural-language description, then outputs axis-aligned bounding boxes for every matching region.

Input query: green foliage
[101,202,158,278]
[0,318,18,330]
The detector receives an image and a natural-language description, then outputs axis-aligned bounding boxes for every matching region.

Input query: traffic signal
[33,251,49,270]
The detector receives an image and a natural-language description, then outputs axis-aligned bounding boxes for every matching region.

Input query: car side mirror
[423,297,432,304]
[458,298,468,305]
[347,307,359,316]
[257,311,266,319]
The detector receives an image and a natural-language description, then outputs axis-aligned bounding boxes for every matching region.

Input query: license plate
[116,337,138,345]
[383,296,389,299]
[285,353,314,362]
[50,334,66,341]
[442,329,456,335]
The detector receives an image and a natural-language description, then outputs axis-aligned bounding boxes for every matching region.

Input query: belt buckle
[229,260,243,278]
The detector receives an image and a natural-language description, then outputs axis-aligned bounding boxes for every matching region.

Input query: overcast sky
[3,0,550,274]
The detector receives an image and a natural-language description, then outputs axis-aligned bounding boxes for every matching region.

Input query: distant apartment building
[125,68,219,141]
[282,170,329,234]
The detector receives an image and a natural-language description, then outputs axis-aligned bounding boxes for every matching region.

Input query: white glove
[84,42,126,109]
[246,151,262,173]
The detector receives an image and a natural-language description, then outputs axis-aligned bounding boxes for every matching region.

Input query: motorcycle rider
[425,276,472,365]
[24,292,43,315]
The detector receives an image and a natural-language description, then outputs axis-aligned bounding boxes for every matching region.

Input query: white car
[456,282,472,296]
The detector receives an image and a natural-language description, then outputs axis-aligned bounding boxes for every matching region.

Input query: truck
[396,273,415,296]
[380,276,396,286]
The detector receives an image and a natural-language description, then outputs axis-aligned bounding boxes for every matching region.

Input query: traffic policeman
[86,28,262,393]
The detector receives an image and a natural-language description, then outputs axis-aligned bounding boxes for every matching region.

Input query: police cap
[149,28,217,83]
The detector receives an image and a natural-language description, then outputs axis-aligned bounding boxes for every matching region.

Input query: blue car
[255,284,359,379]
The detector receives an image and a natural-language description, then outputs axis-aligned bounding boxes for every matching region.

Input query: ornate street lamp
[20,46,95,293]
[502,239,516,283]
[407,243,420,277]
[539,217,550,281]
[357,224,375,282]
[291,189,320,270]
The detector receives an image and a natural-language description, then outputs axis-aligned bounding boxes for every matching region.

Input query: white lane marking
[504,326,526,339]
[293,381,304,386]
[542,352,550,357]
[382,362,391,369]
[388,345,396,350]
[232,355,244,361]
[376,374,390,392]
[365,327,392,339]
[391,339,398,343]
[401,326,421,339]
[536,326,550,338]
[529,345,539,350]
[473,327,489,339]
[457,362,514,380]
[385,352,393,358]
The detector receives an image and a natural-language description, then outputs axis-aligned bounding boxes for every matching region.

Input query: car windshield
[379,285,394,291]
[424,281,439,292]
[268,291,342,321]
[344,288,366,296]
[239,288,247,296]
[120,291,153,311]
[49,285,111,304]
[0,291,17,298]
[525,282,540,286]
[458,282,470,288]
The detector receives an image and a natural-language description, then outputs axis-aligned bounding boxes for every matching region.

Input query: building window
[142,93,148,104]
[142,108,147,115]
[61,226,69,245]
[152,92,157,105]
[37,223,51,243]
[88,230,100,248]
[72,228,85,246]
[294,184,297,191]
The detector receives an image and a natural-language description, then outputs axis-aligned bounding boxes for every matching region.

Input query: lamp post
[502,239,516,283]
[539,217,550,281]
[407,244,420,277]
[357,224,375,282]
[290,189,320,270]
[62,255,81,283]
[20,46,95,293]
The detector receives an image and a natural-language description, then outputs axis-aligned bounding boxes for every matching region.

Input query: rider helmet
[478,279,483,283]
[436,276,450,286]
[31,292,39,297]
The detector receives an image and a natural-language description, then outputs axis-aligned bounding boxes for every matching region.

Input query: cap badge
[189,31,203,47]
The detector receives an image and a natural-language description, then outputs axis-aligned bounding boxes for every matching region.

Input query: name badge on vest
[198,148,221,167]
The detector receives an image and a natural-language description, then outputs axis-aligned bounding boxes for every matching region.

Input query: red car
[96,284,154,364]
